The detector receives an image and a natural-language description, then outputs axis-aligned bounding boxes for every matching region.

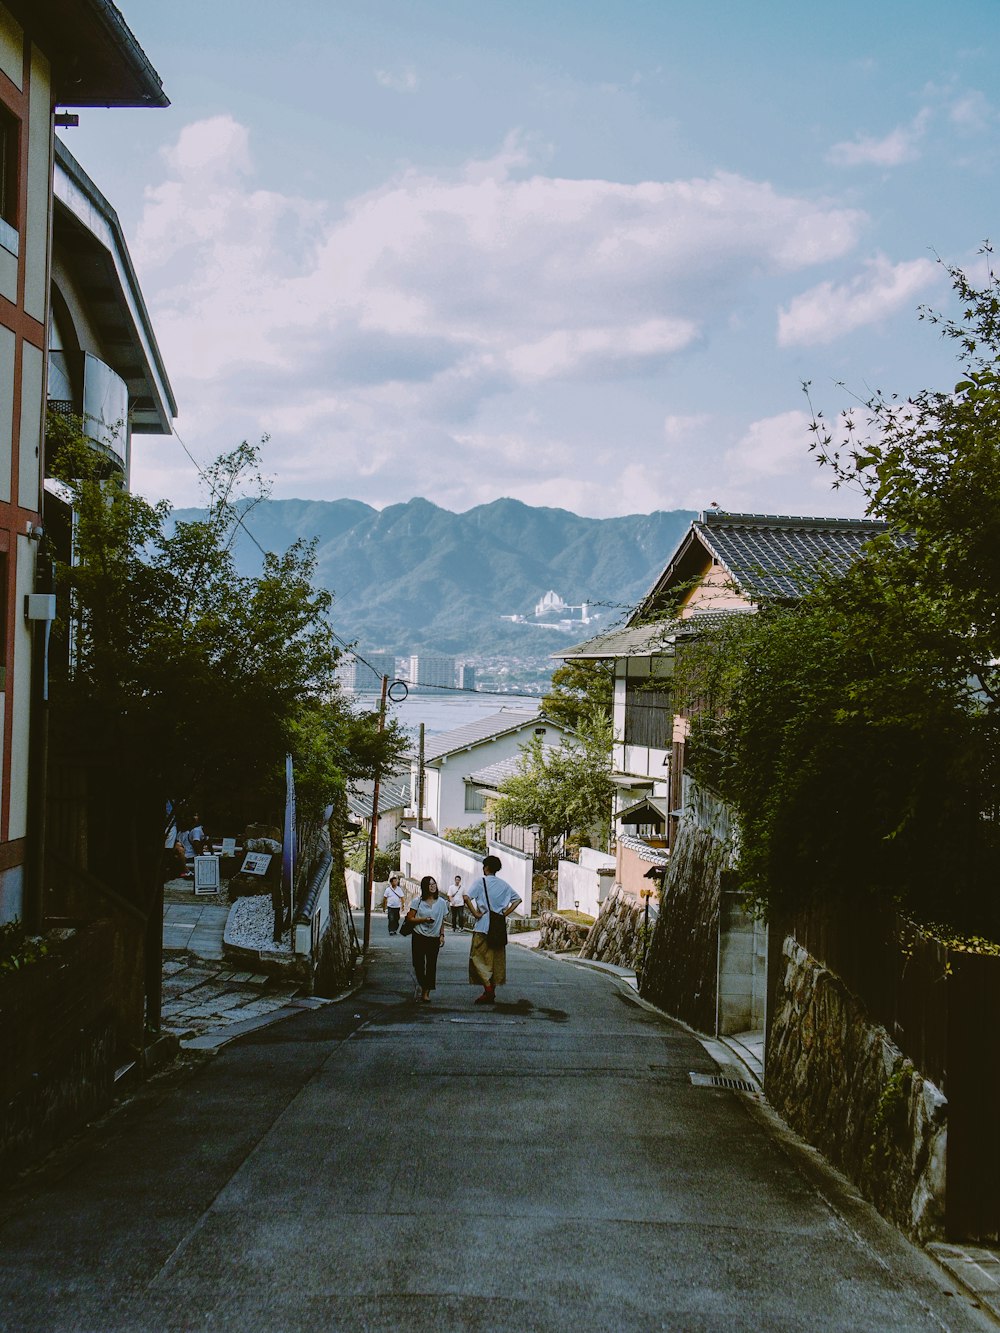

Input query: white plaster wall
[557,859,603,917]
[0,243,15,305]
[23,45,50,324]
[431,722,569,831]
[8,533,34,839]
[17,338,42,510]
[0,323,14,502]
[404,827,533,917]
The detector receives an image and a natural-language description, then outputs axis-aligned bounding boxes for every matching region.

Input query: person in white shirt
[382,874,405,935]
[463,854,521,1005]
[404,875,447,1001]
[447,874,466,932]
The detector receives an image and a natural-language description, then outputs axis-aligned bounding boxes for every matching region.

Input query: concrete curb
[178,976,364,1052]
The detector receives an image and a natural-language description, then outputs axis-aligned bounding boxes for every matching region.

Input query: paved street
[0,928,993,1332]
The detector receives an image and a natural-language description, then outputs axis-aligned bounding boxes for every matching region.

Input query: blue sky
[66,0,1000,517]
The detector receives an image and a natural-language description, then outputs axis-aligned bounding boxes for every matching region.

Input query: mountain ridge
[171,496,697,657]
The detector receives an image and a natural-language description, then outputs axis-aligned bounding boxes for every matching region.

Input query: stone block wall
[579,887,646,971]
[639,815,728,1032]
[767,937,947,1241]
[538,912,591,953]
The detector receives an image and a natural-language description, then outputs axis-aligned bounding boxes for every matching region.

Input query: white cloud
[949,90,994,133]
[777,254,939,347]
[722,411,812,483]
[132,118,868,511]
[375,67,418,93]
[827,110,930,167]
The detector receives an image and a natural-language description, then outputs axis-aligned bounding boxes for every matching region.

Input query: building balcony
[47,350,128,478]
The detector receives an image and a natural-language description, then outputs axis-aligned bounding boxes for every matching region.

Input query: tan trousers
[468,931,506,987]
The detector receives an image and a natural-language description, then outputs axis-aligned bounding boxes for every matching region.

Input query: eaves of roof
[423,710,562,763]
[559,609,746,661]
[54,139,177,431]
[9,0,168,107]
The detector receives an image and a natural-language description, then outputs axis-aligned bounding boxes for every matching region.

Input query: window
[465,785,487,813]
[0,105,18,253]
[624,680,672,749]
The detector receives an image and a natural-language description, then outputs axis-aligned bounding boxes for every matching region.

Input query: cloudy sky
[66,0,1000,518]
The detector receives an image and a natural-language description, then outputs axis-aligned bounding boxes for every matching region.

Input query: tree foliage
[48,429,405,837]
[677,255,1000,937]
[490,710,615,857]
[541,658,613,730]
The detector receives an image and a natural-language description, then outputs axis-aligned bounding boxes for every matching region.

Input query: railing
[48,350,127,475]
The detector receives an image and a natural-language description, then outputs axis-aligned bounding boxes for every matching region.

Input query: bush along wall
[766,937,947,1241]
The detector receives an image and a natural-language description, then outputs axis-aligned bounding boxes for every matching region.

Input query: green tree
[48,428,404,844]
[541,658,613,730]
[678,256,1000,937]
[490,710,615,860]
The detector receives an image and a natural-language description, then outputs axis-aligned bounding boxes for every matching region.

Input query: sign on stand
[241,852,272,877]
[221,837,237,856]
[193,855,221,895]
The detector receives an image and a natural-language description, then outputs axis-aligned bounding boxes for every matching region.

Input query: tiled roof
[467,746,561,790]
[346,776,410,820]
[559,610,746,661]
[423,710,543,762]
[692,511,889,601]
[617,833,669,865]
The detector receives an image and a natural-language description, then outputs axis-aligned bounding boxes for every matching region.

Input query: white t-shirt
[384,882,405,909]
[408,895,447,937]
[465,875,520,934]
[447,883,465,907]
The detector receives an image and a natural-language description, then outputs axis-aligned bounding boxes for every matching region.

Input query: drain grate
[689,1071,759,1094]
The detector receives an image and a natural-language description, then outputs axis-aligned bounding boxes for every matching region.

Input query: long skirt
[468,931,506,987]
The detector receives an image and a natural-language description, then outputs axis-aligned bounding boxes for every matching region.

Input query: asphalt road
[0,926,993,1332]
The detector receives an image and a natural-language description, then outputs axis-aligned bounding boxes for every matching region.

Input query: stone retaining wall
[579,887,645,971]
[639,815,728,1032]
[538,912,591,953]
[767,936,947,1241]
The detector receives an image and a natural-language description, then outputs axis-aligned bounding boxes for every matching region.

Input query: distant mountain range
[172,497,696,657]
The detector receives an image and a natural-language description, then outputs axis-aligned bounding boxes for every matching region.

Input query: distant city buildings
[408,654,456,690]
[459,664,476,691]
[339,652,397,691]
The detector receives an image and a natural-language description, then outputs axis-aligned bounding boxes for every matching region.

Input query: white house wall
[423,721,570,833]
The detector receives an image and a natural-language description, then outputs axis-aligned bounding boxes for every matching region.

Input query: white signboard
[193,855,221,895]
[241,852,272,877]
[221,837,237,856]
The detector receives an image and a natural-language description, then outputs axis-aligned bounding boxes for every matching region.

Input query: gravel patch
[226,894,293,954]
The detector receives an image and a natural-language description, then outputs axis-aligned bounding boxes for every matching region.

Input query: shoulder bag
[482,877,507,948]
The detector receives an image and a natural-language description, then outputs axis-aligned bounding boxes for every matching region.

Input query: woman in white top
[405,876,448,1002]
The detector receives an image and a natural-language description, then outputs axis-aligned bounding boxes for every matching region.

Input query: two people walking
[396,854,522,1005]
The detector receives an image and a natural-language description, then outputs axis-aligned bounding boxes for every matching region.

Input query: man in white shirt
[447,875,466,932]
[463,854,521,1005]
[382,874,405,935]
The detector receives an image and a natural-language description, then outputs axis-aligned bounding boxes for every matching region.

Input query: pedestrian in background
[405,875,447,1002]
[464,854,521,1005]
[447,874,466,932]
[382,874,404,935]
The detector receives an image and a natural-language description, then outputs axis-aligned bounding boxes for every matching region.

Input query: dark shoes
[473,989,496,1005]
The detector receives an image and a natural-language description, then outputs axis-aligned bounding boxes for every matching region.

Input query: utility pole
[362,673,388,956]
[417,723,425,832]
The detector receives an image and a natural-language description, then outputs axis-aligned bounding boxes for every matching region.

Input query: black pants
[450,905,464,931]
[387,906,400,934]
[411,934,440,991]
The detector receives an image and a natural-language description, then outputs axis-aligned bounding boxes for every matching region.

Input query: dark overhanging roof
[7,0,168,108]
